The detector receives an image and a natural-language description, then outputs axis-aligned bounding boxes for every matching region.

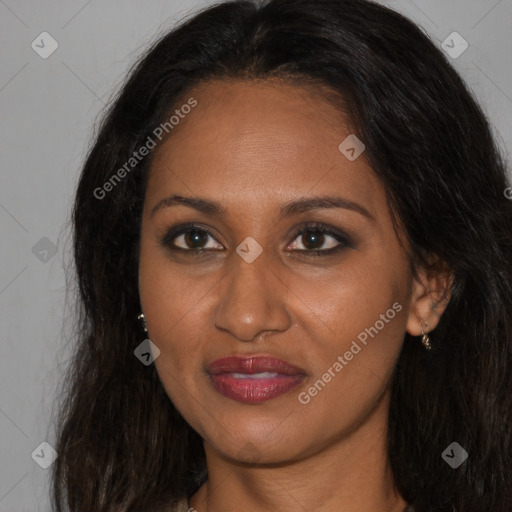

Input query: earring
[137,313,148,332]
[421,329,432,350]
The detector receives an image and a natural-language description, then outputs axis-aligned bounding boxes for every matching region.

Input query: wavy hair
[51,1,512,511]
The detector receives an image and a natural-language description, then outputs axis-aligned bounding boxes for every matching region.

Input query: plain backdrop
[0,0,511,510]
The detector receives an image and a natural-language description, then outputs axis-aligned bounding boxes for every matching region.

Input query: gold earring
[137,313,148,332]
[421,329,432,350]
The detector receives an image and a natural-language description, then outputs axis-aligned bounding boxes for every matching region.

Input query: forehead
[146,79,382,217]
[155,78,352,157]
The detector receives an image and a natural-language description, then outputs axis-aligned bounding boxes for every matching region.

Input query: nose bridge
[213,246,291,341]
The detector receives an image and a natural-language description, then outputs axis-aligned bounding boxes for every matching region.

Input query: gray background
[0,0,510,510]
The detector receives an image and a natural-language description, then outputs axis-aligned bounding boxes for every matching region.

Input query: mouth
[207,355,307,404]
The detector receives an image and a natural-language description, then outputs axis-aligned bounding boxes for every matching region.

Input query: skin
[138,78,452,512]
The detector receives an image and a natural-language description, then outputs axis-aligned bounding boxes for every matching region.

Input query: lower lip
[209,373,306,403]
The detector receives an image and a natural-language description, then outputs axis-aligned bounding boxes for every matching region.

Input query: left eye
[287,223,351,255]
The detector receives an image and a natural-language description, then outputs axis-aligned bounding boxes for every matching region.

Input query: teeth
[230,371,279,379]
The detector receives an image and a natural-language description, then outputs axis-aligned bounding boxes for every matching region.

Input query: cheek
[291,272,407,437]
[139,283,207,425]
[138,231,213,338]
[138,237,216,414]
[292,251,407,342]
[292,251,409,396]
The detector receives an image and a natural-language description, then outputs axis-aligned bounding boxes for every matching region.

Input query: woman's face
[139,79,422,464]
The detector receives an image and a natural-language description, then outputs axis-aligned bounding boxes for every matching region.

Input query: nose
[212,250,292,342]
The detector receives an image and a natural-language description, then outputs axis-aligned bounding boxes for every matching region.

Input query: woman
[51,0,512,511]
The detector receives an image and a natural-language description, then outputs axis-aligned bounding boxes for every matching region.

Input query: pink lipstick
[207,355,306,404]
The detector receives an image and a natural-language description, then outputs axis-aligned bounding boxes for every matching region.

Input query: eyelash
[160,222,352,257]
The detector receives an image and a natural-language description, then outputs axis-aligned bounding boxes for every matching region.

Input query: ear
[406,259,454,336]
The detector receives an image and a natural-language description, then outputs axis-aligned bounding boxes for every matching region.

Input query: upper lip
[207,355,306,375]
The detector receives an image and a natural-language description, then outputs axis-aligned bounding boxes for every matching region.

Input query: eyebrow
[150,194,374,221]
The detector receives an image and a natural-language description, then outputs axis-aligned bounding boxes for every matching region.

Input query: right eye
[161,224,223,253]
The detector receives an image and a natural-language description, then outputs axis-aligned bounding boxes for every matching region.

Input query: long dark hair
[51,1,512,511]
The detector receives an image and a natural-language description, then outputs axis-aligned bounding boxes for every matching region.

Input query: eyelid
[160,221,352,255]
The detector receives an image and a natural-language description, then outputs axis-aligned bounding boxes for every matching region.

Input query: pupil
[186,229,207,248]
[303,230,323,249]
